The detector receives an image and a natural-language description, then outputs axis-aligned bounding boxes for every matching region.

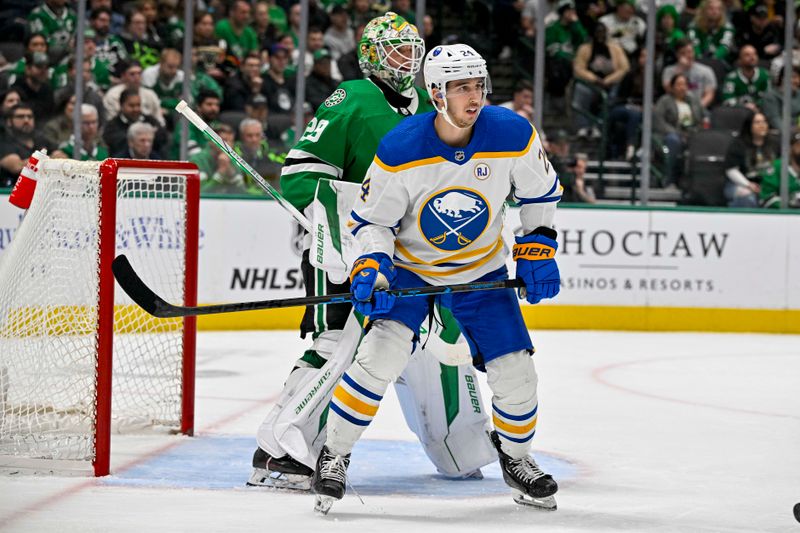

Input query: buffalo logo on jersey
[419,188,490,251]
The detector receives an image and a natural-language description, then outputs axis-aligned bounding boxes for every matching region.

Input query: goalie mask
[358,12,425,93]
[423,44,492,128]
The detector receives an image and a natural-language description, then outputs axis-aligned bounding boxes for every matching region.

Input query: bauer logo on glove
[513,230,560,305]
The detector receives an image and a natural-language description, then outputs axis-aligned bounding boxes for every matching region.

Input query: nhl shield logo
[419,188,490,251]
[455,150,465,162]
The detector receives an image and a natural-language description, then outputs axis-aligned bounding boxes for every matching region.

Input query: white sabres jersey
[349,106,561,285]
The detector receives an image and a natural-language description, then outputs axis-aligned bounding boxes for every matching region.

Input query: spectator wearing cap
[306,49,338,111]
[223,53,264,111]
[324,5,355,61]
[759,129,800,208]
[103,59,165,125]
[656,4,686,67]
[244,92,285,149]
[661,38,717,110]
[0,103,56,187]
[686,0,736,62]
[171,90,221,159]
[215,0,259,63]
[27,0,76,64]
[721,45,770,110]
[262,43,296,132]
[735,4,782,61]
[499,80,534,123]
[294,27,342,82]
[234,118,286,190]
[545,0,588,98]
[54,104,108,161]
[598,0,645,58]
[51,29,112,92]
[90,6,129,77]
[11,52,56,123]
[119,9,162,68]
[103,87,168,157]
[190,123,247,193]
[560,153,596,203]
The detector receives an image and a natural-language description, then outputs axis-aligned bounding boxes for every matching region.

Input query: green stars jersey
[280,78,433,212]
[721,67,770,107]
[214,19,259,62]
[28,3,76,57]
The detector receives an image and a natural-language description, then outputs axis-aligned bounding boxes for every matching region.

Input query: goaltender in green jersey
[250,13,498,490]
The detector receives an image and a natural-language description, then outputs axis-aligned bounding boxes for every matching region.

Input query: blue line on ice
[102,436,578,497]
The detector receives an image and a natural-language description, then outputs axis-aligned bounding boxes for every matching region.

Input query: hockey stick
[175,100,312,232]
[112,254,524,318]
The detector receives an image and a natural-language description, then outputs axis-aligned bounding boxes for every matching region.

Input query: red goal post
[0,158,199,476]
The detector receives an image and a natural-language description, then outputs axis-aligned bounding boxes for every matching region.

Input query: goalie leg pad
[486,350,539,459]
[394,347,496,477]
[326,319,413,455]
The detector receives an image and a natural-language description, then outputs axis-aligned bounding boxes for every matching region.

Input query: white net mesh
[0,160,191,465]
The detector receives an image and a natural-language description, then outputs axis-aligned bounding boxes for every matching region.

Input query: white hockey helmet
[423,44,491,127]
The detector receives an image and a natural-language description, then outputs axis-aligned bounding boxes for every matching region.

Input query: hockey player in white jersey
[311,43,563,514]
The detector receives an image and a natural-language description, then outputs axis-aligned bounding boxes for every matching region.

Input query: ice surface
[1,330,798,532]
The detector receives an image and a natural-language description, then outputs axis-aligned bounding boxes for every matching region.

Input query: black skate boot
[311,445,350,515]
[246,447,313,491]
[490,431,558,510]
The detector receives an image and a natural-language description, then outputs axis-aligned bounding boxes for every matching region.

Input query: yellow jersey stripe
[473,129,537,159]
[375,155,448,172]
[396,239,503,277]
[493,414,538,435]
[394,236,503,266]
[333,385,379,417]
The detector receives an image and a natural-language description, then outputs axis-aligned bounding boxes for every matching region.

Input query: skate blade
[512,491,557,511]
[314,495,336,515]
[246,468,311,491]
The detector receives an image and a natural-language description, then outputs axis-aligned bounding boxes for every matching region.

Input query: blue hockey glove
[513,230,560,304]
[349,252,397,315]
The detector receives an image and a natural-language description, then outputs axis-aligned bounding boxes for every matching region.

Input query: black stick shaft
[112,254,524,319]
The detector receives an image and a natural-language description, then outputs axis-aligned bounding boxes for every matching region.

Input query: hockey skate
[490,431,558,511]
[246,447,313,491]
[311,445,350,515]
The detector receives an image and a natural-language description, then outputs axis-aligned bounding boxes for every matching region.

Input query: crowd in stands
[521,0,799,207]
[0,0,432,196]
[0,0,797,208]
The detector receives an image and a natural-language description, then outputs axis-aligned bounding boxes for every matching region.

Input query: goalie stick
[112,254,524,318]
[175,100,312,232]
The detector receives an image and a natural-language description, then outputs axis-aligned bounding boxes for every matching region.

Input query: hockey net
[0,159,199,476]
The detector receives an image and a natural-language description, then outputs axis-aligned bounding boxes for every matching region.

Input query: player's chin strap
[434,94,485,129]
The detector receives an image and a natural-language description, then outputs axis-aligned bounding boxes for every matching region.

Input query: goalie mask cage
[0,159,199,476]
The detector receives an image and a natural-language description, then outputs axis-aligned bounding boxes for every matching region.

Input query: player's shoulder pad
[373,111,438,171]
[476,106,536,155]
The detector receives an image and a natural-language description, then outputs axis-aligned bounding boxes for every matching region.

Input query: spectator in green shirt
[545,0,587,97]
[215,0,259,63]
[53,104,109,161]
[191,123,250,194]
[759,129,800,209]
[171,90,221,159]
[687,0,736,62]
[721,45,771,110]
[27,0,76,63]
